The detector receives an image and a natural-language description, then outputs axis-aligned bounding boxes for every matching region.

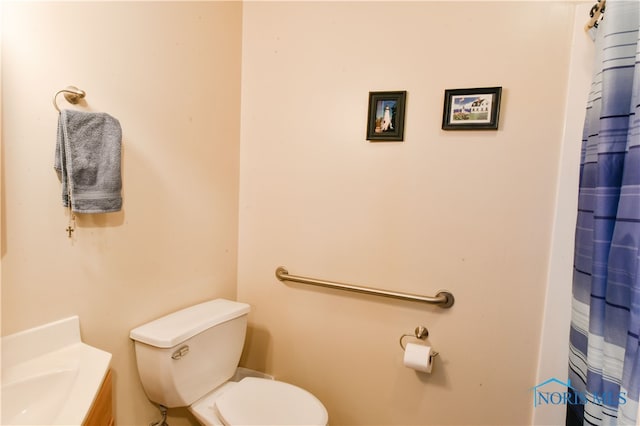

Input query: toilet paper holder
[399,326,438,357]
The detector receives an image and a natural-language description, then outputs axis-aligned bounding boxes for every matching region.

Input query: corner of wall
[532,4,594,425]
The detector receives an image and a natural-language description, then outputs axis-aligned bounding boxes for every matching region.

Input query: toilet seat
[192,377,328,426]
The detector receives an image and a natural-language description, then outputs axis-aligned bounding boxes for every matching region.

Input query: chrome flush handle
[171,345,189,360]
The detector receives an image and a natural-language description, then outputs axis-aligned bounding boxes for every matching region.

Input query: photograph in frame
[442,87,502,130]
[366,91,407,141]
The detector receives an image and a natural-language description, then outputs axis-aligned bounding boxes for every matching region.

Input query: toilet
[130,299,328,426]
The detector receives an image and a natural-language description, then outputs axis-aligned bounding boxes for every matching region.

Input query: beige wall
[238,2,575,425]
[1,2,242,425]
[2,1,582,425]
[534,4,593,424]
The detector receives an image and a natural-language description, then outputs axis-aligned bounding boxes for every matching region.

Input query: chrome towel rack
[275,266,454,308]
[53,86,86,112]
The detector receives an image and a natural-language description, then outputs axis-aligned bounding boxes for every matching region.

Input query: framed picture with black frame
[366,91,406,141]
[442,87,502,130]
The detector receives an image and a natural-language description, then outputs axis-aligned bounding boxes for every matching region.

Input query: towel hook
[53,86,86,112]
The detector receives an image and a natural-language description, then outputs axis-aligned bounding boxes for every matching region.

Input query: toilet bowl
[190,377,328,426]
[130,299,328,426]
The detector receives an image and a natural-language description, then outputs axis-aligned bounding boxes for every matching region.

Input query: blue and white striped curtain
[568,1,640,425]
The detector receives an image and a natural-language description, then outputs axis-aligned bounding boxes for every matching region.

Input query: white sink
[1,316,112,425]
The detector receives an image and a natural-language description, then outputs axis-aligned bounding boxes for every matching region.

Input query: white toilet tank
[130,299,251,408]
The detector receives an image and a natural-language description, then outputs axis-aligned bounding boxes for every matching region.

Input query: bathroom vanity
[83,369,114,426]
[1,316,112,425]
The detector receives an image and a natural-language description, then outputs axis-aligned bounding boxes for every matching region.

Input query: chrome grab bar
[275,266,454,308]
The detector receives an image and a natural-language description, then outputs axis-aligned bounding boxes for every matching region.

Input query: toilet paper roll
[403,343,433,373]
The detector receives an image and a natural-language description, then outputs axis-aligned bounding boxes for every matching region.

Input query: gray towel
[54,109,122,213]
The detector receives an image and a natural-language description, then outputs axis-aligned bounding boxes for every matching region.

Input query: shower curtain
[567,1,640,425]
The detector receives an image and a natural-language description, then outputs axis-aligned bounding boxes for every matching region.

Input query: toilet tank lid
[129,299,251,348]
